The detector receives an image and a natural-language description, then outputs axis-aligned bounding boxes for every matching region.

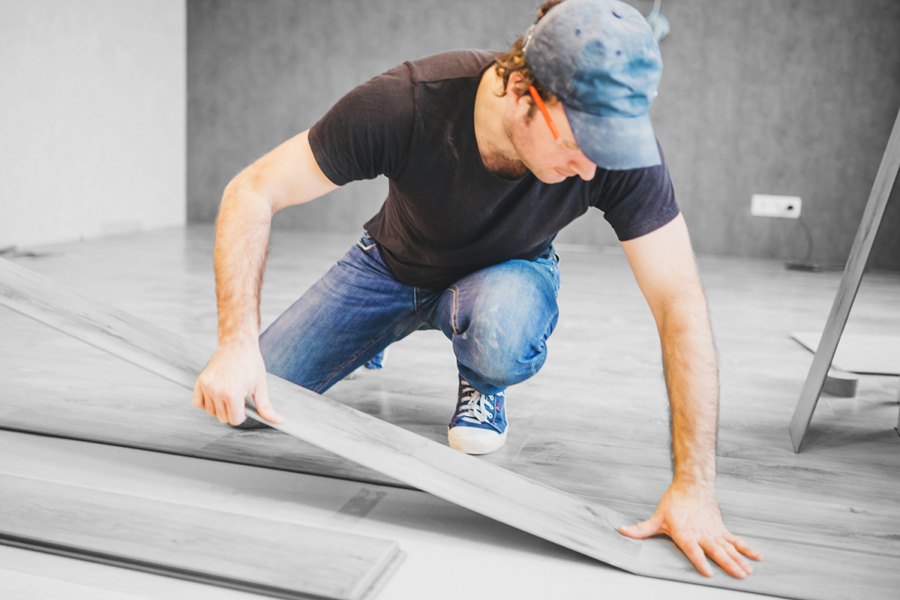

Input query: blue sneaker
[448,377,508,455]
[364,348,388,369]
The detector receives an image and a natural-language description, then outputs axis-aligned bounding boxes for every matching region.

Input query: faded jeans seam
[413,287,425,322]
[448,285,461,335]
[313,238,424,392]
[314,311,423,393]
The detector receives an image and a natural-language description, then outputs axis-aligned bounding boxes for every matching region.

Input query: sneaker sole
[447,426,508,455]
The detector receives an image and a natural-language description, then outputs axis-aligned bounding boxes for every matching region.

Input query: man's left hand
[619,481,763,578]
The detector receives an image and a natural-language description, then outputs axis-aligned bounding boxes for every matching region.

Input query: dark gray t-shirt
[309,50,679,288]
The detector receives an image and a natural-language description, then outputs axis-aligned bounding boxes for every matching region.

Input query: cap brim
[564,105,661,171]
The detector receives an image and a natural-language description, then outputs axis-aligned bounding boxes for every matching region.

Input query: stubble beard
[480,115,531,181]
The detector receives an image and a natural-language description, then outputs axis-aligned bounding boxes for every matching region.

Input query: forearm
[658,291,719,487]
[193,130,335,426]
[213,181,274,349]
[620,218,760,578]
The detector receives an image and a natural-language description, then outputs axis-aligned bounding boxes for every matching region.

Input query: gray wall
[188,0,900,270]
[655,0,900,270]
[2,0,186,248]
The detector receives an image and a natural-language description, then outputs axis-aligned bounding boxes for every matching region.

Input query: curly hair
[493,1,563,105]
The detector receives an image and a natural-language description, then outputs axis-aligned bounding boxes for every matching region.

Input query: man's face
[506,97,598,185]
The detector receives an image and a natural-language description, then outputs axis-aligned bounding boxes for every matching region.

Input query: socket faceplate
[751,194,802,218]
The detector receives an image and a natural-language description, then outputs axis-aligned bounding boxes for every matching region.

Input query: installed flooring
[1,225,899,598]
[0,429,755,600]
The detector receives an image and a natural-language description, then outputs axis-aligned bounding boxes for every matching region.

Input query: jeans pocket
[546,247,561,296]
[356,231,377,253]
[550,265,560,298]
[355,233,390,272]
[534,256,560,298]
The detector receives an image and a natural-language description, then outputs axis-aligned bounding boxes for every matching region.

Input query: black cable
[797,214,813,264]
[785,214,835,271]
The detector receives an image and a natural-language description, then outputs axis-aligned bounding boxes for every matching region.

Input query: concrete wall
[654,0,900,270]
[187,0,900,270]
[0,0,186,249]
[187,0,538,237]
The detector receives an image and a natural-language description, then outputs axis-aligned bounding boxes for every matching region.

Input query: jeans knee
[455,313,553,388]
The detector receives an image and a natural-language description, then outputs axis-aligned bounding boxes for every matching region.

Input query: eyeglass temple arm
[528,85,564,144]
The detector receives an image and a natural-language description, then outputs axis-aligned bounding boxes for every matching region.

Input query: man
[193,0,762,579]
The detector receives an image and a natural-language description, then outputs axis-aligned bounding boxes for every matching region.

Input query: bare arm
[624,213,718,487]
[192,130,339,426]
[617,214,762,577]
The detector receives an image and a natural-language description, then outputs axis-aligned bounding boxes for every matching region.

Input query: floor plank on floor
[0,473,401,600]
[0,429,766,600]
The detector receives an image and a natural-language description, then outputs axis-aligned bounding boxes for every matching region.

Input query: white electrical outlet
[751,194,802,218]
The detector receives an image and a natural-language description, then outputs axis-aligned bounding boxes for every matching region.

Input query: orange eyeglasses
[528,85,563,145]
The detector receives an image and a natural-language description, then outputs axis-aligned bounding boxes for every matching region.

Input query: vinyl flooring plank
[0,405,402,491]
[0,474,401,600]
[509,459,900,558]
[0,401,224,453]
[192,429,404,487]
[509,431,900,510]
[601,494,900,564]
[791,331,900,375]
[636,532,899,600]
[0,568,145,600]
[0,257,643,572]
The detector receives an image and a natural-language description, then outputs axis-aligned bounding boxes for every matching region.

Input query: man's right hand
[195,129,333,428]
[192,344,284,427]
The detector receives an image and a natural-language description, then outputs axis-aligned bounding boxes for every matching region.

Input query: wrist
[217,331,260,352]
[673,460,716,488]
[673,470,716,490]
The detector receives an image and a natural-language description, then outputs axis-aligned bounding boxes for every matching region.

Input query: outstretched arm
[192,130,338,426]
[618,214,762,578]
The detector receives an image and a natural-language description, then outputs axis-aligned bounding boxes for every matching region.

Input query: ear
[506,71,529,99]
[504,71,533,116]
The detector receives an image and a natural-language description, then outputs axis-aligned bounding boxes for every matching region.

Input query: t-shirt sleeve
[593,142,680,241]
[308,63,415,186]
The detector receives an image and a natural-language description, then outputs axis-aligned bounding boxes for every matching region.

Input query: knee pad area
[453,312,554,388]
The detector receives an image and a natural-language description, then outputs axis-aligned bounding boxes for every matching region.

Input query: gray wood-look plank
[790,106,900,452]
[0,473,401,600]
[0,257,643,572]
[792,331,900,375]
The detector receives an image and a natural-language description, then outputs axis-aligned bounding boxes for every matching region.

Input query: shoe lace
[456,383,495,424]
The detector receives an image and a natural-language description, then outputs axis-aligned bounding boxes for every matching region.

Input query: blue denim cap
[523,0,663,170]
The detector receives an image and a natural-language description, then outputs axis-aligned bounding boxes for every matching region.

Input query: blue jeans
[259,234,560,397]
